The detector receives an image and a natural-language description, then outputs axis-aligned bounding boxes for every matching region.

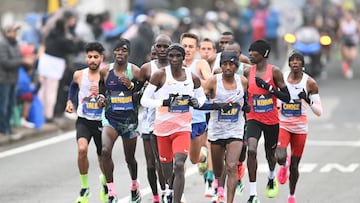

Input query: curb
[0,118,76,146]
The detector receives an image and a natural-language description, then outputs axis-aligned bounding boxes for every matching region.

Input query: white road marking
[0,131,75,159]
[320,163,359,173]
[306,139,360,147]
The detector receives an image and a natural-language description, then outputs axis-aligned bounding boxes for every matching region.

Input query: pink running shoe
[277,156,290,184]
[288,196,296,203]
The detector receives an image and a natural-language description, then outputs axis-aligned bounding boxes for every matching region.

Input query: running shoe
[153,195,160,203]
[75,188,90,203]
[217,194,225,203]
[237,162,245,180]
[288,196,296,203]
[181,193,186,203]
[235,179,244,196]
[107,195,118,203]
[265,178,279,198]
[198,147,208,175]
[166,193,173,203]
[160,188,167,203]
[99,174,108,203]
[204,180,215,198]
[342,62,353,79]
[211,193,217,203]
[277,156,290,184]
[130,189,141,203]
[247,195,260,203]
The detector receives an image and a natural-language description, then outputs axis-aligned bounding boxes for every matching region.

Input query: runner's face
[199,41,216,59]
[168,49,184,68]
[219,35,233,51]
[248,50,262,64]
[221,61,237,78]
[181,37,197,61]
[113,47,128,64]
[86,51,103,70]
[289,57,303,73]
[154,39,171,59]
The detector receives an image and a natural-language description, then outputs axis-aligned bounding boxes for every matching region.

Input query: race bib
[168,95,190,113]
[217,105,240,122]
[110,91,133,111]
[281,101,302,117]
[252,94,274,113]
[82,96,102,117]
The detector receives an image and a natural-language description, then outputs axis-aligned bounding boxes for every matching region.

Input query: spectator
[16,45,39,129]
[128,20,154,67]
[0,23,36,137]
[37,16,79,123]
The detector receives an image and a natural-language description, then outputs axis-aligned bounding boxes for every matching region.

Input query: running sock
[100,174,107,185]
[213,178,218,189]
[206,170,214,182]
[249,182,257,196]
[131,179,140,191]
[107,182,116,197]
[80,174,89,188]
[268,170,275,179]
[217,186,224,196]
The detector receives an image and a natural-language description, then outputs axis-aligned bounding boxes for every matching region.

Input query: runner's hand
[255,77,274,93]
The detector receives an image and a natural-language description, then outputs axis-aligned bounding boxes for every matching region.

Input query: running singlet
[208,74,245,141]
[247,64,278,125]
[141,60,159,134]
[153,66,194,136]
[104,63,138,124]
[77,68,102,121]
[279,71,309,134]
[188,59,206,124]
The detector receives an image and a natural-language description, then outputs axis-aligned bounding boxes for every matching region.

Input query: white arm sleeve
[309,94,322,116]
[194,86,206,107]
[140,83,163,108]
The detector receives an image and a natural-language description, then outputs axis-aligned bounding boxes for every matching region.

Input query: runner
[140,43,206,203]
[243,40,290,203]
[180,32,214,199]
[96,38,143,203]
[65,42,108,203]
[276,52,323,203]
[204,50,248,203]
[138,34,172,203]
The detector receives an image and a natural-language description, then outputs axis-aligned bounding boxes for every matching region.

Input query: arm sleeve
[99,77,106,95]
[67,80,79,101]
[309,94,322,116]
[193,86,206,107]
[273,86,291,103]
[140,83,163,108]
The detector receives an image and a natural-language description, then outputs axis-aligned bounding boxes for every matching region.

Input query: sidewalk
[0,117,76,146]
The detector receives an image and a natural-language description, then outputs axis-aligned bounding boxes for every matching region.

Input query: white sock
[249,182,257,196]
[268,170,275,179]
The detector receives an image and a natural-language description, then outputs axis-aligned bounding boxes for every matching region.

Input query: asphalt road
[0,47,359,203]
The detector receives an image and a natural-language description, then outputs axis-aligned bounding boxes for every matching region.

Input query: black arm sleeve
[196,103,218,110]
[273,86,291,103]
[99,77,106,95]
